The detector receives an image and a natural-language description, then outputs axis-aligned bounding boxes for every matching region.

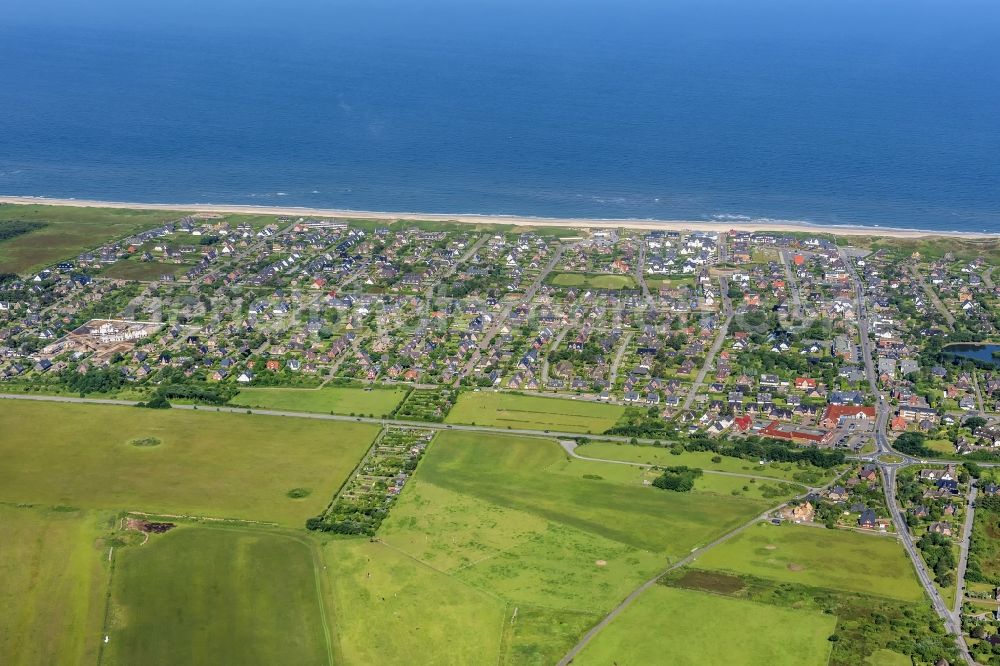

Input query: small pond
[942,343,1000,368]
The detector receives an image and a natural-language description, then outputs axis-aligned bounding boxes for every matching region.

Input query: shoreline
[1,195,998,239]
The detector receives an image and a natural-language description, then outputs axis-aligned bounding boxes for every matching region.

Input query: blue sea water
[1,0,999,231]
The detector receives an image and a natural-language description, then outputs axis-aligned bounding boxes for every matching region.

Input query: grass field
[969,505,1000,583]
[231,385,407,416]
[646,275,695,290]
[445,392,624,433]
[104,525,331,666]
[548,272,637,289]
[546,454,801,502]
[372,431,777,662]
[100,258,195,281]
[0,504,110,666]
[323,539,507,664]
[0,400,377,525]
[924,438,955,455]
[576,442,838,483]
[866,649,912,665]
[0,204,181,273]
[574,585,836,666]
[694,523,924,601]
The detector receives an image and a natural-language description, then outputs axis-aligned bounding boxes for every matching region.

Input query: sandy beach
[1,195,996,239]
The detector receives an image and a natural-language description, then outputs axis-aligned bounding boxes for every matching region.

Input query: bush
[652,466,703,492]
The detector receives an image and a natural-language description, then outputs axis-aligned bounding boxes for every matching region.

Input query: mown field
[104,525,332,666]
[646,275,695,290]
[0,504,110,666]
[576,441,839,484]
[231,385,408,416]
[548,272,637,289]
[357,431,782,663]
[694,522,925,601]
[0,400,377,525]
[574,585,836,666]
[0,204,180,273]
[445,392,624,433]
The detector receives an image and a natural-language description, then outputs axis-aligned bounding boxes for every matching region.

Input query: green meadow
[574,585,836,666]
[363,431,781,663]
[231,385,408,416]
[323,539,507,664]
[0,400,377,525]
[548,272,638,289]
[0,204,179,274]
[576,441,839,483]
[104,525,332,666]
[445,392,625,433]
[100,258,195,281]
[694,522,925,601]
[0,504,110,666]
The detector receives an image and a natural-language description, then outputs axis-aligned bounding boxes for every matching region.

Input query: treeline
[916,532,955,587]
[0,219,46,242]
[157,383,236,405]
[306,504,385,535]
[686,434,846,469]
[61,367,128,394]
[893,432,934,458]
[605,407,675,438]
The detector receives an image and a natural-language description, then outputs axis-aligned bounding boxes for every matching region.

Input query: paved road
[540,326,570,385]
[844,250,973,664]
[681,276,732,411]
[0,392,652,444]
[477,242,568,352]
[910,265,956,328]
[984,267,995,290]
[955,484,979,617]
[779,250,804,321]
[635,244,653,304]
[972,370,987,413]
[607,331,634,388]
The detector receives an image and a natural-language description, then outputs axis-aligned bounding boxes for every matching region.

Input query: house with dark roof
[858,509,877,529]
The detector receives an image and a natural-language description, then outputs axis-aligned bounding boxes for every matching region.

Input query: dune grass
[0,204,179,273]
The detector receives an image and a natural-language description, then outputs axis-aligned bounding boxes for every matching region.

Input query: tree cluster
[652,465,703,492]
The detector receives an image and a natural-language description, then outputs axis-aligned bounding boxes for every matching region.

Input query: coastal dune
[0,195,996,239]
